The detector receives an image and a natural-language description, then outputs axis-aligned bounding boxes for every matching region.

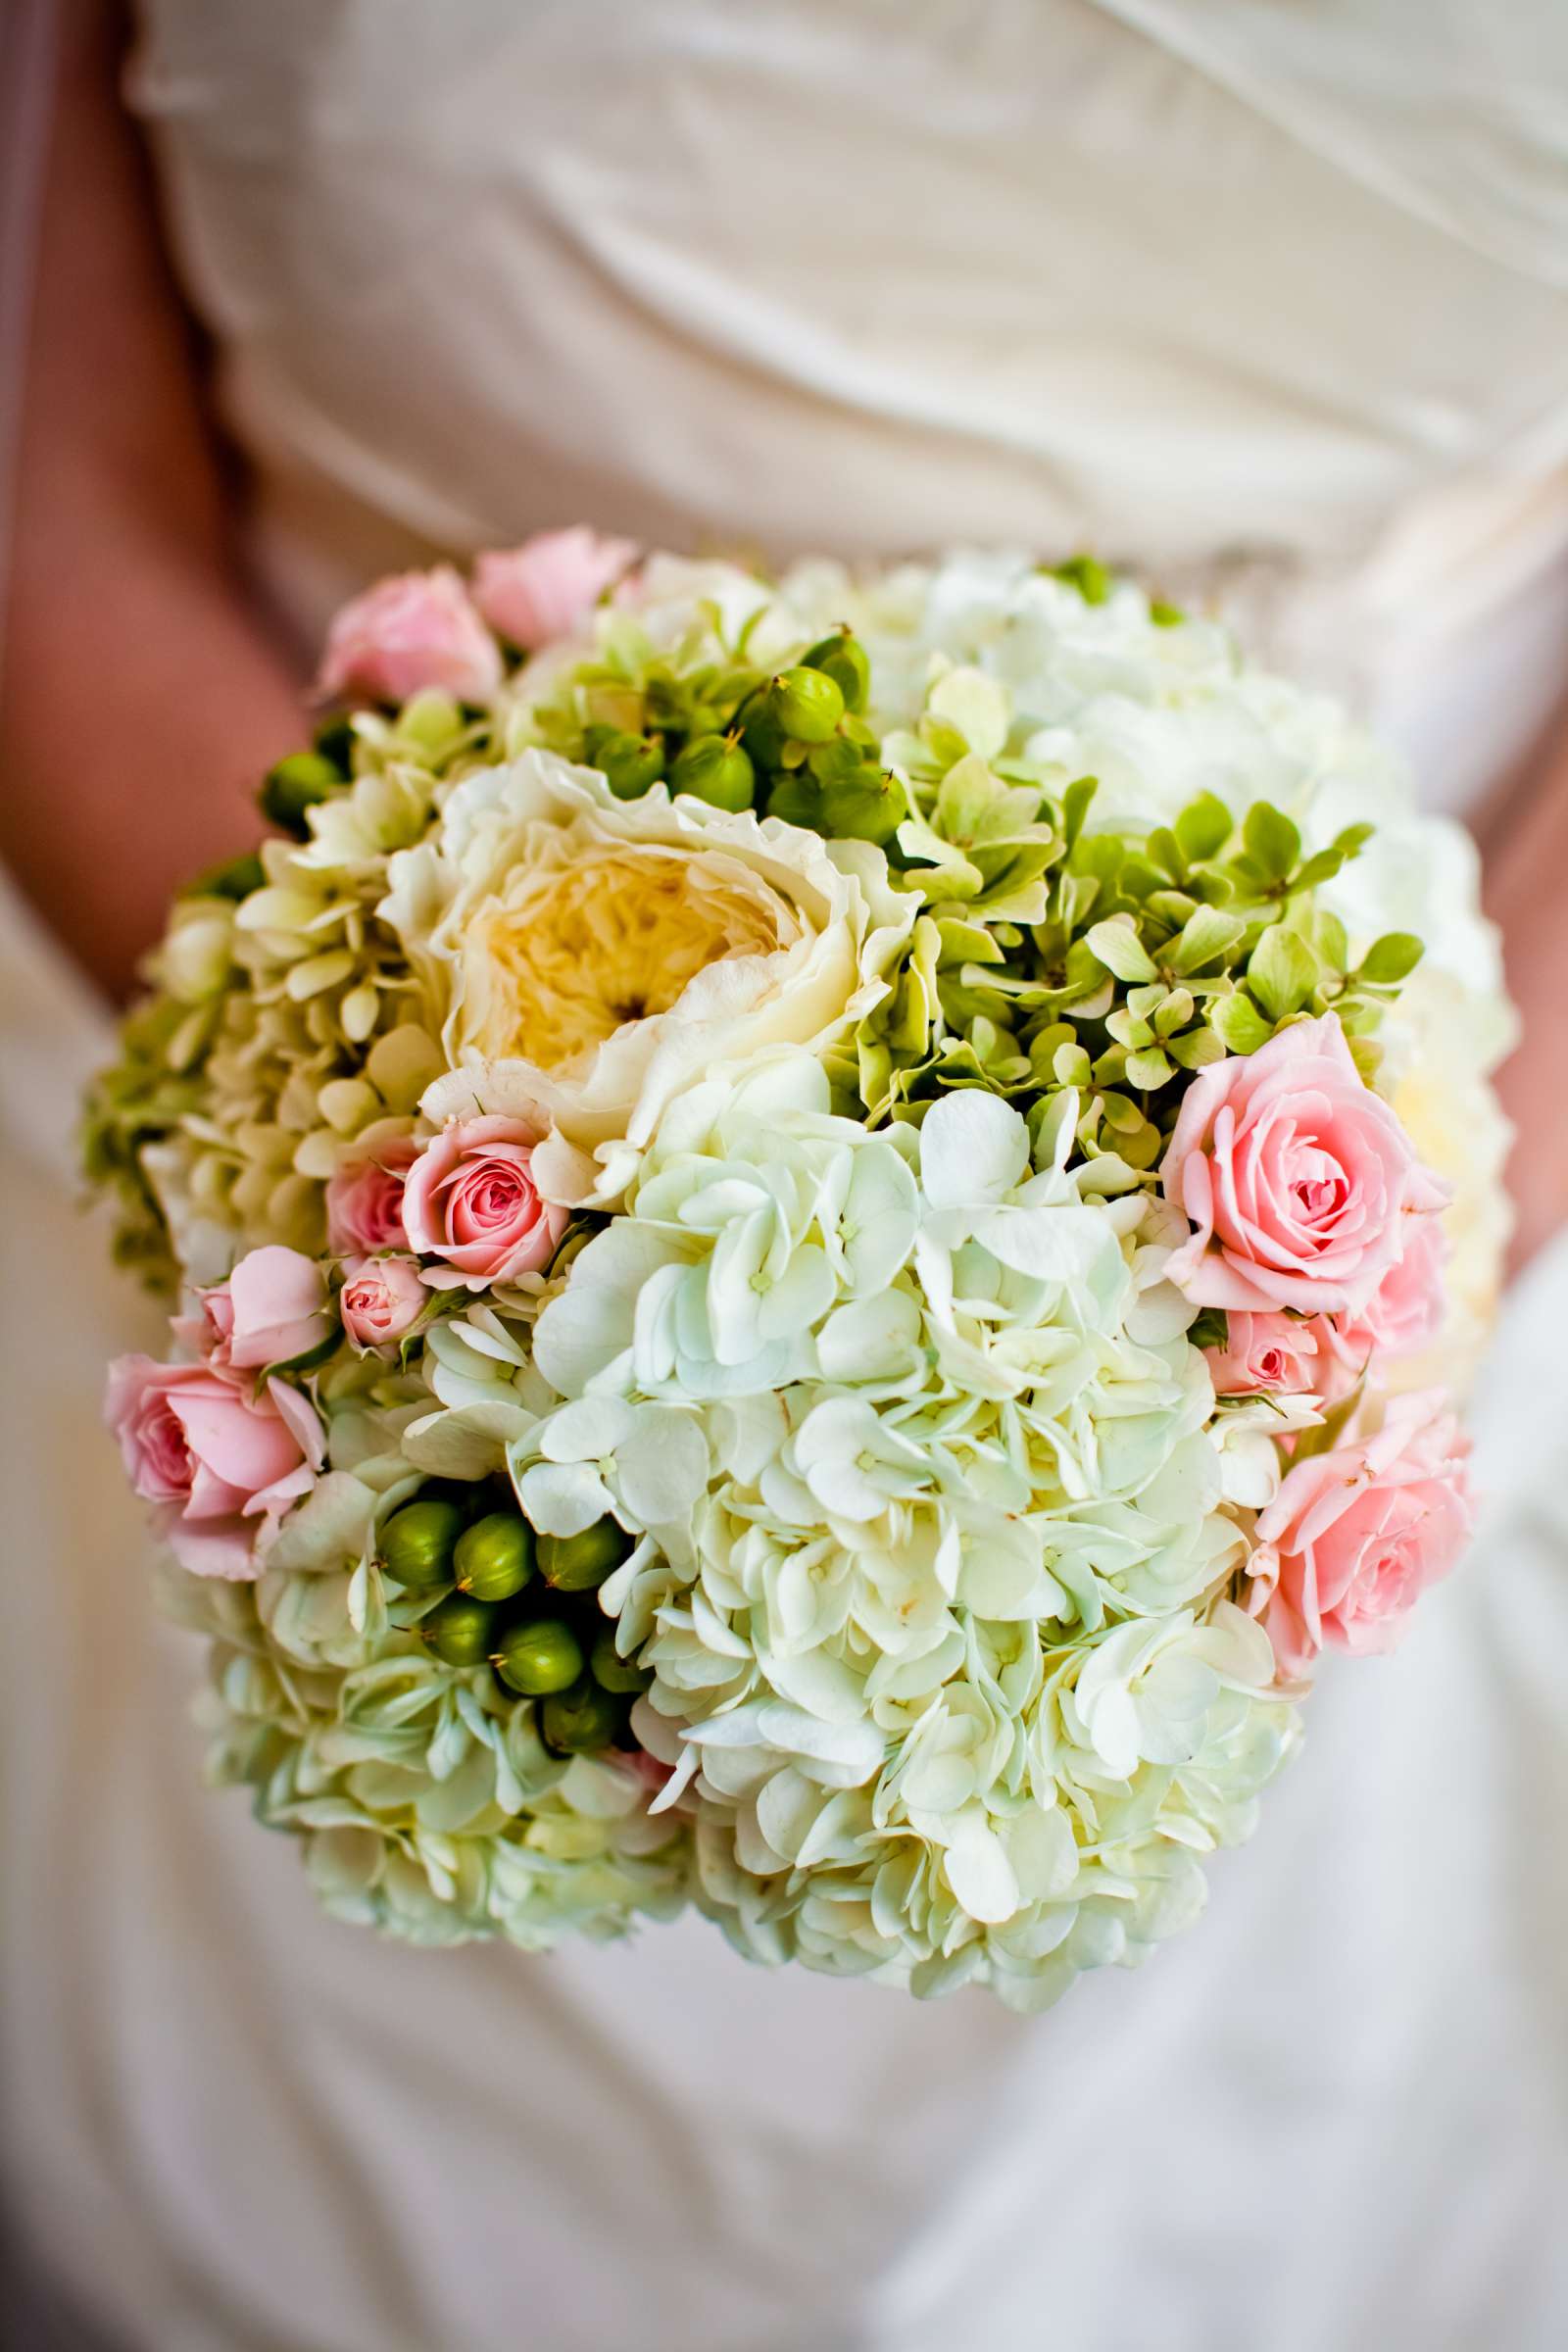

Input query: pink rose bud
[203,1246,331,1370]
[1247,1392,1473,1680]
[1161,1012,1447,1317]
[325,1133,419,1254]
[317,565,502,706]
[1205,1310,1332,1399]
[472,528,638,652]
[338,1254,427,1350]
[403,1115,568,1290]
[105,1354,324,1580]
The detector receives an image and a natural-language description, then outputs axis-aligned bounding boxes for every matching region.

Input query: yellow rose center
[464,846,796,1070]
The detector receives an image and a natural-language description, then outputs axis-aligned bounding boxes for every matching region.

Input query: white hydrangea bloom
[514,1053,1292,2002]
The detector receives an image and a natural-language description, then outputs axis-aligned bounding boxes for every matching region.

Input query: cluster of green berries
[579,628,907,848]
[378,1487,648,1756]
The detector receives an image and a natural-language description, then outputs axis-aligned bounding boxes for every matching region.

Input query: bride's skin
[4,3,1564,1269]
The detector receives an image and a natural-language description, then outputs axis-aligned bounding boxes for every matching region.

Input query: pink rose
[325,1133,419,1254]
[1206,1311,1331,1399]
[195,1246,330,1371]
[403,1115,568,1289]
[1161,1012,1446,1316]
[1248,1392,1473,1680]
[105,1354,324,1580]
[317,565,502,706]
[472,528,638,652]
[1321,1211,1448,1384]
[339,1254,427,1350]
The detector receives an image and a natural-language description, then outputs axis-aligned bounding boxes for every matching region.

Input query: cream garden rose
[382,751,916,1204]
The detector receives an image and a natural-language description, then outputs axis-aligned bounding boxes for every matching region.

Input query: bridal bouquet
[87,534,1513,2007]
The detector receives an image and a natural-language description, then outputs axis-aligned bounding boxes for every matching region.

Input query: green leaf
[1085,918,1157,984]
[1174,791,1234,864]
[1144,889,1200,931]
[1119,854,1167,903]
[1061,774,1098,850]
[1248,924,1318,1022]
[1358,931,1425,986]
[1124,1045,1176,1091]
[1168,1025,1227,1070]
[1314,910,1349,973]
[1097,1091,1145,1135]
[1242,802,1301,882]
[1188,1307,1229,1351]
[1148,827,1184,882]
[1332,822,1376,860]
[1168,905,1248,975]
[1289,846,1348,892]
[1290,1378,1365,1463]
[1209,992,1273,1054]
[1150,598,1186,629]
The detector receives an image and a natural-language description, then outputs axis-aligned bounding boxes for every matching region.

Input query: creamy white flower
[381,751,915,1206]
[513,1063,1273,1997]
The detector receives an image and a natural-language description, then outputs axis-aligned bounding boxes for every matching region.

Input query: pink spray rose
[1208,1219,1448,1404]
[1161,1012,1446,1317]
[1320,1210,1448,1383]
[403,1116,568,1289]
[197,1246,330,1370]
[325,1133,420,1254]
[105,1354,324,1580]
[1205,1311,1331,1399]
[339,1254,427,1350]
[472,528,638,652]
[317,565,502,706]
[1247,1392,1473,1680]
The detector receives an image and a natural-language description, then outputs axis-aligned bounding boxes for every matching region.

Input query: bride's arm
[1478,706,1568,1274]
[0,0,302,1001]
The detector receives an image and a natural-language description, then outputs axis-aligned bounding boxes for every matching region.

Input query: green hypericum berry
[453,1511,533,1602]
[259,751,342,835]
[764,666,844,744]
[590,1628,653,1695]
[380,1497,466,1587]
[816,766,906,847]
[180,851,266,903]
[541,1676,623,1754]
[1051,553,1112,606]
[422,1592,497,1668]
[735,689,789,771]
[765,771,825,829]
[806,735,864,792]
[492,1618,584,1697]
[595,729,665,799]
[802,630,870,713]
[312,714,357,773]
[537,1519,632,1592]
[667,733,756,812]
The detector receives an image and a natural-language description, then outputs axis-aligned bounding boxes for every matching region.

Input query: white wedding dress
[4,5,1568,2347]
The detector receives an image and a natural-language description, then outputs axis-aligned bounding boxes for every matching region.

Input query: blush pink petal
[1160,1012,1447,1316]
[326,1134,419,1254]
[472,529,639,652]
[339,1255,427,1348]
[404,1115,567,1290]
[1247,1391,1472,1679]
[317,565,502,705]
[221,1246,330,1368]
[105,1351,321,1582]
